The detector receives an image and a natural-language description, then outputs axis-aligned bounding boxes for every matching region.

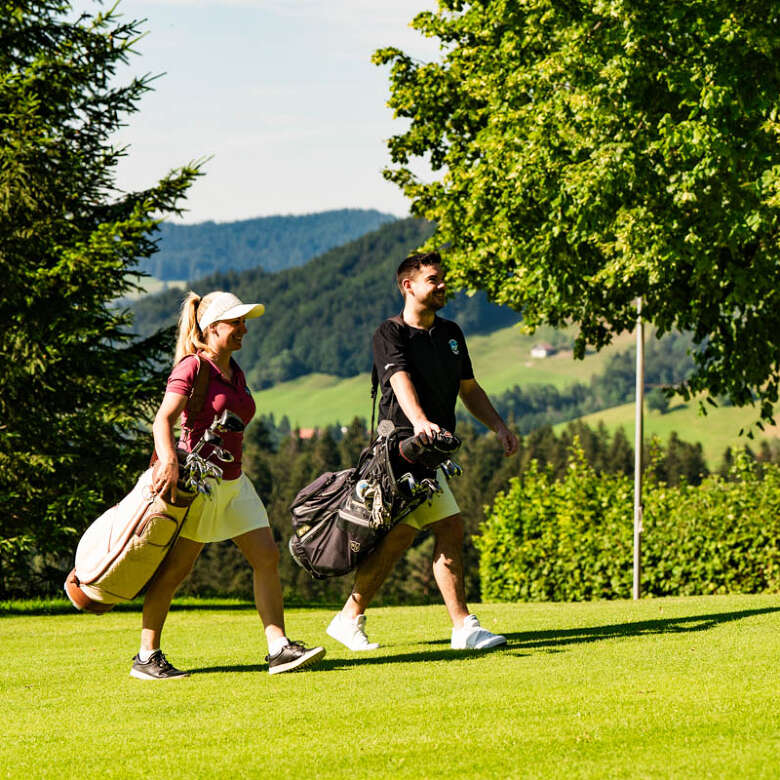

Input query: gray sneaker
[265,641,326,675]
[130,650,190,680]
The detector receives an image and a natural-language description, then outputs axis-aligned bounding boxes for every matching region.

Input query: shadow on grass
[187,647,526,675]
[421,606,780,651]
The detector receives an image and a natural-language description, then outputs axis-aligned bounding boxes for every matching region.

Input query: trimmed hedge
[477,445,780,601]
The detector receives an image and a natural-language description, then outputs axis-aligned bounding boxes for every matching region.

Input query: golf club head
[190,429,222,457]
[398,472,431,499]
[376,419,395,438]
[212,409,245,433]
[203,462,223,480]
[420,477,442,496]
[203,429,223,446]
[441,459,463,479]
[354,479,372,502]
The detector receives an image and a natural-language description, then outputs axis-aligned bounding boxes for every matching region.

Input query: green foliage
[479,445,780,602]
[141,209,397,280]
[375,1,780,421]
[469,329,694,433]
[0,1,199,596]
[646,387,670,414]
[131,218,520,385]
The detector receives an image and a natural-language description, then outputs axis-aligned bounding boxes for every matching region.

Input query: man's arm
[459,378,518,456]
[389,371,441,440]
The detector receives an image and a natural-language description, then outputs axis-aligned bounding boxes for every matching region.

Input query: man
[326,252,519,652]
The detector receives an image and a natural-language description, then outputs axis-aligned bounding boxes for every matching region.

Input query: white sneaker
[326,612,380,651]
[451,614,507,650]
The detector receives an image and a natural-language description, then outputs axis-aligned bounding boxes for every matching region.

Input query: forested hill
[140,209,396,280]
[131,218,520,388]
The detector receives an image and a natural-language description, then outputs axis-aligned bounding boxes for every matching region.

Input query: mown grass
[3,595,778,778]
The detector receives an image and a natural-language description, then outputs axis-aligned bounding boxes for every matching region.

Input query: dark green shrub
[478,445,780,601]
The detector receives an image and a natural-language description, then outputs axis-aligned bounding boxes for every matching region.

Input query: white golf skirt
[180,473,269,543]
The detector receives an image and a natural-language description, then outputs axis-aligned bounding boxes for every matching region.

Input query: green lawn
[556,399,779,469]
[3,595,778,778]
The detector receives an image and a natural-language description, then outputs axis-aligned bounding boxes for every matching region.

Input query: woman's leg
[141,536,204,651]
[233,527,285,645]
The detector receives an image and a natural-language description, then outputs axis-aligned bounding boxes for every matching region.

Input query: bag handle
[370,365,378,438]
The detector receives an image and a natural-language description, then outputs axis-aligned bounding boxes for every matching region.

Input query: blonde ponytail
[173,290,221,364]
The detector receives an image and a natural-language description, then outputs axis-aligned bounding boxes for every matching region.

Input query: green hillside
[132,218,520,387]
[140,209,396,280]
[252,322,777,467]
[116,275,187,303]
[554,398,778,469]
[252,323,635,427]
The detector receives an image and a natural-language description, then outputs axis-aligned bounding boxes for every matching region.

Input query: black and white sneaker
[130,650,190,680]
[265,641,326,675]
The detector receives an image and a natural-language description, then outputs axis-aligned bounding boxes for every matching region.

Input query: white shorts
[180,473,269,543]
[400,469,461,531]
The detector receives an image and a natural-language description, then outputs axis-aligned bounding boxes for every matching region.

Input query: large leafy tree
[0,1,199,596]
[374,0,780,421]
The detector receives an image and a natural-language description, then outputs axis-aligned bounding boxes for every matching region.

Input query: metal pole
[633,298,644,600]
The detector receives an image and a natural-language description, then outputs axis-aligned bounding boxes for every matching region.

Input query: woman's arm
[151,391,189,500]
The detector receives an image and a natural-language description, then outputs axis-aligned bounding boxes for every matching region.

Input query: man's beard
[425,291,446,311]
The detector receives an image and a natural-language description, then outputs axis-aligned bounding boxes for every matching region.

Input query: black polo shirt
[373,314,474,433]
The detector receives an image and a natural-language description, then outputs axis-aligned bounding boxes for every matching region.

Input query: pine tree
[0,1,200,596]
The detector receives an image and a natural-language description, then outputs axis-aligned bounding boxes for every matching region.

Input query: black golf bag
[288,421,461,579]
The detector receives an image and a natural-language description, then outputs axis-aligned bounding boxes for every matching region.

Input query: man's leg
[430,512,507,650]
[345,522,418,617]
[429,513,470,627]
[327,522,417,650]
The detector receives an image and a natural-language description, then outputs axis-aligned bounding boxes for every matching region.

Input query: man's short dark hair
[397,251,442,295]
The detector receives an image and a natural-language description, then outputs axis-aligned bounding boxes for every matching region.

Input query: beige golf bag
[64,469,197,614]
[64,356,210,614]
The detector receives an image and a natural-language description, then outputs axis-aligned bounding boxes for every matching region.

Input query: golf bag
[64,462,198,614]
[64,358,237,614]
[288,421,461,579]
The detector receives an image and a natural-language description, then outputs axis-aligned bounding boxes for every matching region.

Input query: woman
[131,290,325,679]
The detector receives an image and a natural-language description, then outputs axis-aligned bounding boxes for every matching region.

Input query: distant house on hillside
[296,427,318,440]
[530,342,556,358]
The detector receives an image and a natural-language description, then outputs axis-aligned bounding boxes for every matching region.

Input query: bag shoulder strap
[186,354,211,414]
[370,314,405,437]
[150,356,210,468]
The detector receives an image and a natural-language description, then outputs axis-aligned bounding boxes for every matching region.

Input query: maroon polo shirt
[166,353,256,480]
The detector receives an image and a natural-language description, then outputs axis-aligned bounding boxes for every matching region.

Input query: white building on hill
[530,342,556,358]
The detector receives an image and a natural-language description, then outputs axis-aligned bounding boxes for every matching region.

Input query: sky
[73,0,440,224]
